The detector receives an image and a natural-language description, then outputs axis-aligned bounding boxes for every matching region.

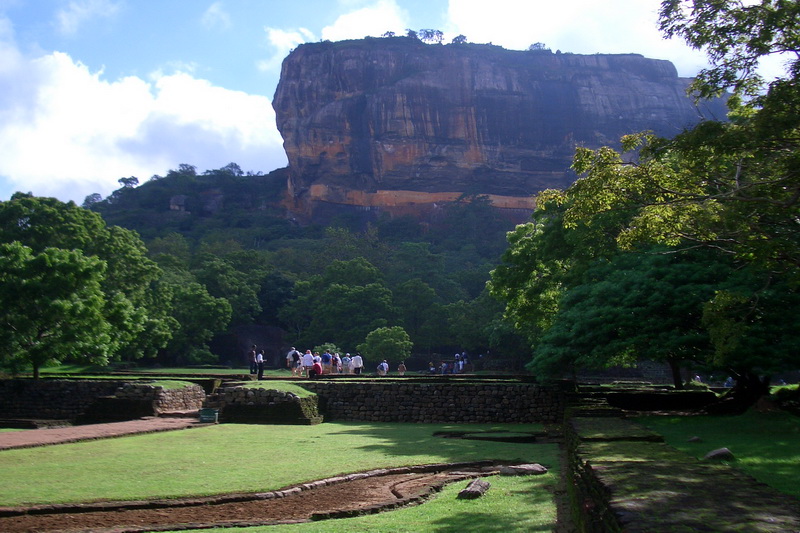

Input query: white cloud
[201,2,232,31]
[446,0,709,77]
[321,0,408,41]
[0,39,286,202]
[55,0,121,36]
[258,27,316,72]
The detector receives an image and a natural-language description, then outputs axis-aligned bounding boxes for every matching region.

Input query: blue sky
[0,0,750,203]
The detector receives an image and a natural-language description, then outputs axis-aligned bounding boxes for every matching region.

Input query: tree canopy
[490,0,800,401]
[0,195,177,375]
[0,243,113,378]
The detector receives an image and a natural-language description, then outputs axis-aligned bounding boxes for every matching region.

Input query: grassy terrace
[0,421,560,531]
[637,410,800,499]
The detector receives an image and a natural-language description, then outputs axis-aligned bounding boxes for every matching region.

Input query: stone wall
[0,380,122,421]
[0,380,205,422]
[115,383,206,413]
[205,386,322,424]
[0,379,564,425]
[301,381,563,423]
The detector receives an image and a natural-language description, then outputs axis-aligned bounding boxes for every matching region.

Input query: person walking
[397,361,406,376]
[248,345,257,374]
[351,352,364,375]
[377,360,389,376]
[301,349,314,377]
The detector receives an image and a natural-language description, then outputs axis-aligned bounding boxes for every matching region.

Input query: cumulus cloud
[321,0,408,41]
[201,2,232,31]
[258,0,408,74]
[258,27,316,72]
[55,0,121,36]
[0,33,286,203]
[446,0,709,77]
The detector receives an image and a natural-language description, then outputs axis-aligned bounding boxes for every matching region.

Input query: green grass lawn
[637,410,800,498]
[223,474,557,533]
[0,422,558,512]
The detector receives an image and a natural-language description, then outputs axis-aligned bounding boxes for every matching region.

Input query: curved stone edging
[0,460,498,519]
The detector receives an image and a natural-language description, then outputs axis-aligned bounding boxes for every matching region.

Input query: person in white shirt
[351,353,364,375]
[255,349,265,380]
[301,350,314,377]
[377,360,388,376]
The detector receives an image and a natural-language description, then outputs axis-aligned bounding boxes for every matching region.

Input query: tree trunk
[667,358,684,390]
[706,371,770,414]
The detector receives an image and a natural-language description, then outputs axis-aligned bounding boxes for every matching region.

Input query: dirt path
[0,465,493,532]
[0,419,544,532]
[0,416,201,450]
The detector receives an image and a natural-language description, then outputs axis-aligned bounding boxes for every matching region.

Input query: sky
[0,0,757,204]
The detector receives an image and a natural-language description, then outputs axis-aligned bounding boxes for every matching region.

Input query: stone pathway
[566,391,800,532]
[0,416,202,451]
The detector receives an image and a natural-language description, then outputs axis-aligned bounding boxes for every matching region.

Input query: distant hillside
[89,166,295,243]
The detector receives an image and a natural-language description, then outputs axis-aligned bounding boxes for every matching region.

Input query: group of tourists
[284,348,366,378]
[429,352,470,374]
[284,348,408,378]
[254,345,470,380]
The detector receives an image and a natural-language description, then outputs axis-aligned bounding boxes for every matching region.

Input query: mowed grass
[637,410,800,498]
[206,474,557,533]
[0,422,558,508]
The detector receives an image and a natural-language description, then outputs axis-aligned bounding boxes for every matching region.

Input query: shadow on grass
[426,511,553,533]
[328,422,556,467]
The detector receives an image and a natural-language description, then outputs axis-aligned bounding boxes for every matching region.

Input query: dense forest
[76,161,529,371]
[2,2,799,409]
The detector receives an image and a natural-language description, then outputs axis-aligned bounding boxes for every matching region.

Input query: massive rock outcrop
[273,37,727,216]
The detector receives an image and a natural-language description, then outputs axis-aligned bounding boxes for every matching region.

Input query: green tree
[0,243,113,378]
[658,0,800,102]
[118,176,139,188]
[193,255,261,325]
[357,326,413,364]
[147,232,192,264]
[700,268,800,406]
[279,257,397,349]
[0,195,174,363]
[321,256,383,286]
[557,0,800,272]
[489,198,598,346]
[532,248,734,386]
[309,283,397,350]
[492,0,800,398]
[394,279,439,345]
[161,281,232,366]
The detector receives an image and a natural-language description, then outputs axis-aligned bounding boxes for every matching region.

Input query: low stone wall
[0,380,122,421]
[0,379,564,425]
[115,383,206,413]
[0,380,205,423]
[301,381,564,423]
[205,386,322,424]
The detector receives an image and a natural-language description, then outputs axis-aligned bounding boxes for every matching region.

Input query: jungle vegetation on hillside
[1,1,798,406]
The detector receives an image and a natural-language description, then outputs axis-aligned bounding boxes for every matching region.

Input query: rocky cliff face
[273,37,726,215]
